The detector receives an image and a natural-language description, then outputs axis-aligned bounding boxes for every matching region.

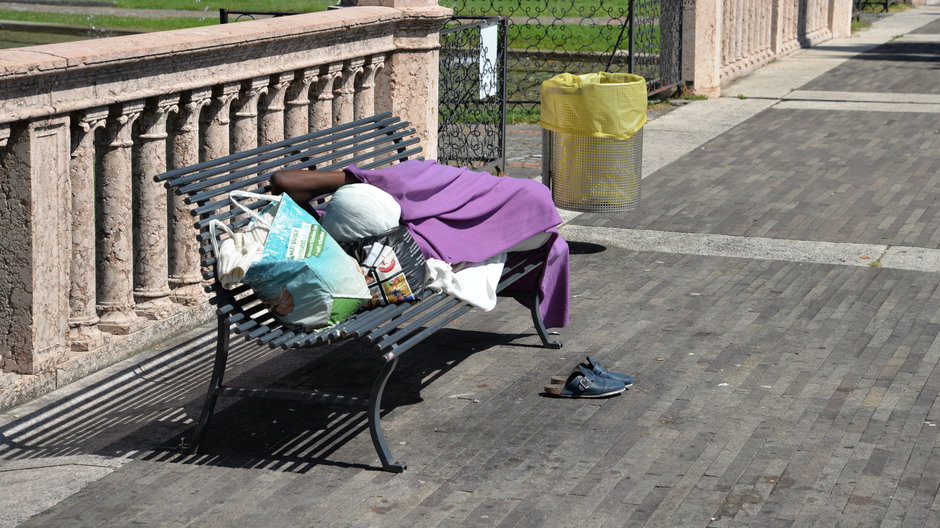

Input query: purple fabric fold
[345,159,569,328]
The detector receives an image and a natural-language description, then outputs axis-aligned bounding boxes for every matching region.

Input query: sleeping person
[270,159,570,329]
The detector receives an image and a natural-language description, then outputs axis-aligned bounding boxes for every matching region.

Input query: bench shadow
[141,328,532,473]
[0,326,535,474]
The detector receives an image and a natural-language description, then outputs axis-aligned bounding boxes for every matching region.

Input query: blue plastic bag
[226,191,370,330]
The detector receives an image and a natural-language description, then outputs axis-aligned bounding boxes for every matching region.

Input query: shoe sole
[543,383,626,398]
[549,375,633,389]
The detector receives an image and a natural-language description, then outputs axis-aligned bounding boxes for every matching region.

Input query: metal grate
[549,129,643,213]
[437,16,508,173]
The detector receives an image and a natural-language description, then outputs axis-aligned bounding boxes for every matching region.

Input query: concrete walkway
[2,5,940,527]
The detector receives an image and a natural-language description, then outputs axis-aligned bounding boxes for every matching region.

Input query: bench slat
[372,296,465,350]
[181,126,416,202]
[384,304,474,360]
[174,115,404,191]
[157,113,397,186]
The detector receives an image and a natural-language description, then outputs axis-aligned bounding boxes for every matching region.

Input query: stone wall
[684,0,854,97]
[0,3,449,403]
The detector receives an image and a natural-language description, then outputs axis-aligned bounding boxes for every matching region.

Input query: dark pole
[628,0,636,74]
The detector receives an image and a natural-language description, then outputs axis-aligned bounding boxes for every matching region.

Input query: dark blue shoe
[580,357,634,387]
[545,366,626,398]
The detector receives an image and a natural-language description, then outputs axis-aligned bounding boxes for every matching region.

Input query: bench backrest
[155,113,422,349]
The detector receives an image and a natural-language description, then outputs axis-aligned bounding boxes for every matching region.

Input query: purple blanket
[345,160,569,328]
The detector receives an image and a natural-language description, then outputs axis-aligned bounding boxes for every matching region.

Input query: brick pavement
[11,247,940,527]
[801,40,940,94]
[571,108,940,248]
[3,7,940,528]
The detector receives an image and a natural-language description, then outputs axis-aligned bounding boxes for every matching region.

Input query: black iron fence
[219,2,683,169]
[437,16,508,173]
[441,0,684,111]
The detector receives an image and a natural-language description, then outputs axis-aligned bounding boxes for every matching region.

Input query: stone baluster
[260,73,292,147]
[0,124,8,148]
[354,56,384,121]
[759,0,771,55]
[168,89,212,305]
[95,101,144,335]
[746,0,756,60]
[333,59,363,128]
[68,108,109,351]
[310,65,342,135]
[133,95,180,320]
[231,77,269,155]
[201,82,241,163]
[284,69,318,140]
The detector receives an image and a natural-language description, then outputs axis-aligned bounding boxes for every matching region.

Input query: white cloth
[318,183,401,242]
[421,232,549,310]
[425,253,506,311]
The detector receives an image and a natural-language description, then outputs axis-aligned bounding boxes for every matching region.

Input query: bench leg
[530,291,563,349]
[368,356,406,472]
[186,316,231,454]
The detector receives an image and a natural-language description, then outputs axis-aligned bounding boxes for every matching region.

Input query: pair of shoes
[543,358,634,398]
[578,356,634,388]
[544,366,626,398]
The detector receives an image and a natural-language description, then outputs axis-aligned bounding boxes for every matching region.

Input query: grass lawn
[441,0,658,18]
[0,10,212,31]
[114,1,333,12]
[0,1,332,33]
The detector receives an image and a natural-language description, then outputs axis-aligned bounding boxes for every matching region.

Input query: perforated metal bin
[542,128,643,213]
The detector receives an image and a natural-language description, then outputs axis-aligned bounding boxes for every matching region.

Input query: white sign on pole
[479,23,498,99]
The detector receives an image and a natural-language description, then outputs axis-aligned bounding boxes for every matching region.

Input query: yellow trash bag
[539,72,647,140]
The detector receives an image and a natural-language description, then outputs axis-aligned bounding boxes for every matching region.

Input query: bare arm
[269,169,360,204]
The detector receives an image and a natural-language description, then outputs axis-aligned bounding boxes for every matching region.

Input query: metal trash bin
[540,72,647,213]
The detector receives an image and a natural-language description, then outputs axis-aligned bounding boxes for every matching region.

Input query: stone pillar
[285,69,318,140]
[201,82,240,163]
[354,56,384,121]
[310,65,342,134]
[0,117,72,374]
[69,108,109,351]
[168,88,211,306]
[96,102,144,335]
[134,95,180,320]
[684,0,723,98]
[772,0,800,55]
[359,0,451,155]
[333,59,363,127]
[231,77,269,155]
[828,0,852,39]
[260,73,292,146]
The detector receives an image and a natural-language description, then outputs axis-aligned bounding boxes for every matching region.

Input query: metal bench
[156,113,562,472]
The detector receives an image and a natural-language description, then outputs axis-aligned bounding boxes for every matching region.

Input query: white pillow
[319,183,401,242]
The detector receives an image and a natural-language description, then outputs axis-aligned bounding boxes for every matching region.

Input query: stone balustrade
[0,3,449,384]
[685,0,854,97]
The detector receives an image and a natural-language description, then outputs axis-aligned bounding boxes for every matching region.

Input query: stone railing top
[0,8,399,77]
[0,6,448,126]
